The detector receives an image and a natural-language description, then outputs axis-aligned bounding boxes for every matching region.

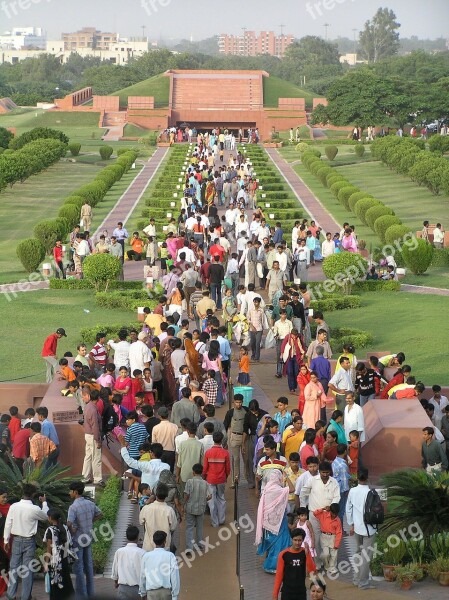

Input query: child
[138,482,153,511]
[135,392,146,420]
[314,420,326,459]
[142,367,155,406]
[57,358,76,382]
[151,351,163,403]
[184,463,212,551]
[203,369,218,406]
[273,397,293,435]
[178,365,190,398]
[313,503,342,575]
[284,452,303,513]
[97,363,116,389]
[72,361,84,378]
[202,308,214,332]
[21,407,35,428]
[131,369,144,409]
[237,347,251,386]
[8,406,21,444]
[293,507,315,557]
[160,242,168,275]
[348,429,360,475]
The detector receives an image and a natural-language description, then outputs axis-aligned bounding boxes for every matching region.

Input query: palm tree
[380,469,449,536]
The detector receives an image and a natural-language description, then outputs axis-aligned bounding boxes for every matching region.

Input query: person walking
[139,530,180,600]
[43,509,75,600]
[209,255,225,310]
[184,464,211,550]
[223,395,248,487]
[3,484,49,600]
[111,525,145,600]
[80,203,92,232]
[139,484,178,552]
[81,387,104,486]
[67,480,102,599]
[247,297,267,362]
[41,328,67,383]
[203,431,231,527]
[346,468,377,590]
[176,422,203,496]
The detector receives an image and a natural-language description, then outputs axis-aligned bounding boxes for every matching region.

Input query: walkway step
[264,147,340,233]
[400,283,449,296]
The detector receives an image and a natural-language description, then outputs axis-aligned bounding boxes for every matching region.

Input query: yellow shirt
[282,427,305,461]
[145,313,166,336]
[284,466,304,502]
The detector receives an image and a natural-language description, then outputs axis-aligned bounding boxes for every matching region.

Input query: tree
[281,36,340,85]
[82,254,122,291]
[359,8,401,63]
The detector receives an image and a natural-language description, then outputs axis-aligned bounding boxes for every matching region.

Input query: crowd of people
[2,132,448,600]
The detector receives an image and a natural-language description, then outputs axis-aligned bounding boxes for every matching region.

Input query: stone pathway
[264,147,341,234]
[400,283,449,296]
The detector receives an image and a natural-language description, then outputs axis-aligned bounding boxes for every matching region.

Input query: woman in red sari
[280,329,305,394]
[297,364,311,415]
[113,366,133,411]
[0,487,11,597]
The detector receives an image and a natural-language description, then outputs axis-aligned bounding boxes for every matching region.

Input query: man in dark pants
[209,255,224,310]
[242,400,267,488]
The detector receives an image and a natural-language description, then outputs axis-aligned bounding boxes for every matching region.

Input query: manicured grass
[0,290,135,382]
[123,123,150,137]
[402,268,449,290]
[113,74,170,108]
[328,291,449,384]
[292,163,380,248]
[336,161,446,232]
[0,161,143,284]
[263,76,314,108]
[279,144,374,165]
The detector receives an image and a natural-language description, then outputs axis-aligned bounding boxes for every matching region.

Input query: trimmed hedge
[325,145,338,161]
[332,327,374,349]
[330,180,351,198]
[402,238,434,275]
[353,280,401,292]
[68,142,81,156]
[384,224,413,246]
[311,295,362,312]
[354,197,382,223]
[338,186,359,210]
[80,322,140,346]
[34,219,67,254]
[49,279,143,290]
[322,252,368,281]
[99,145,113,160]
[58,204,80,229]
[9,127,69,151]
[95,289,160,311]
[16,238,46,273]
[82,254,122,291]
[374,215,402,244]
[92,476,120,573]
[354,144,365,157]
[348,192,372,213]
[365,205,394,230]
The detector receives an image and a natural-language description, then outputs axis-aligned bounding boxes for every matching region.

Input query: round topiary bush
[296,142,310,154]
[82,253,122,291]
[338,186,360,210]
[330,180,351,198]
[99,145,114,160]
[58,204,80,229]
[402,237,434,275]
[325,145,338,161]
[309,160,324,175]
[34,219,66,254]
[75,181,109,206]
[63,195,85,209]
[308,148,322,158]
[354,197,382,223]
[384,224,414,246]
[316,166,333,186]
[354,144,365,157]
[348,192,372,213]
[374,215,402,243]
[365,204,394,230]
[16,238,46,273]
[322,252,368,283]
[68,142,81,157]
[326,172,345,187]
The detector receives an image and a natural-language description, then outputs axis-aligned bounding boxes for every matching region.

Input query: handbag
[45,571,51,594]
[264,328,276,350]
[306,551,317,574]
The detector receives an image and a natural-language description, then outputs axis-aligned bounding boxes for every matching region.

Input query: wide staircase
[102,111,127,141]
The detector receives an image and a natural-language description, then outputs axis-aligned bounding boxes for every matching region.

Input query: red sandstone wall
[93,96,120,111]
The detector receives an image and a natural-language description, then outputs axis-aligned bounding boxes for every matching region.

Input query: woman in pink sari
[113,366,134,411]
[297,364,311,414]
[341,228,358,252]
[302,371,326,429]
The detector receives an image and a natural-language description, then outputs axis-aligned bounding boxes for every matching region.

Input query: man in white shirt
[344,392,365,442]
[111,525,146,597]
[275,245,288,274]
[199,422,215,452]
[236,215,250,238]
[329,357,355,413]
[299,461,340,568]
[294,457,319,508]
[346,469,377,590]
[139,530,180,599]
[321,232,336,258]
[433,223,444,249]
[120,441,170,492]
[128,332,152,374]
[291,222,300,249]
[4,484,49,600]
[108,329,130,375]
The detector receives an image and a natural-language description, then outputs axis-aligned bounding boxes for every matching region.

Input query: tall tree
[281,36,340,85]
[359,8,401,63]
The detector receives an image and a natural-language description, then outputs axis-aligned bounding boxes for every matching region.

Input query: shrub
[348,192,372,213]
[354,144,365,157]
[92,476,120,573]
[16,238,46,273]
[365,204,394,230]
[9,127,69,150]
[353,280,401,292]
[303,148,321,159]
[309,160,324,176]
[316,166,333,186]
[402,238,434,275]
[75,181,109,206]
[80,322,140,346]
[338,186,360,210]
[325,145,338,161]
[49,279,143,290]
[82,254,122,291]
[58,204,80,229]
[322,252,368,281]
[95,289,160,311]
[330,180,350,198]
[34,219,67,254]
[68,142,81,156]
[55,217,70,237]
[332,327,374,348]
[354,197,382,223]
[384,224,413,246]
[0,126,14,149]
[99,145,114,160]
[326,172,345,187]
[429,135,449,155]
[311,295,362,312]
[374,215,402,243]
[296,142,310,154]
[63,195,85,210]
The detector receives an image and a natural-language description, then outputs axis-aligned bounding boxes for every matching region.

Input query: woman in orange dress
[297,365,311,415]
[184,337,201,382]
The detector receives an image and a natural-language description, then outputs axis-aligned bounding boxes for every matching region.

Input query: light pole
[324,23,329,40]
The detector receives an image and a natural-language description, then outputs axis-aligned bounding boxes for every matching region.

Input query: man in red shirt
[8,407,21,443]
[12,423,31,472]
[53,240,65,279]
[209,239,226,263]
[41,328,67,383]
[203,431,230,527]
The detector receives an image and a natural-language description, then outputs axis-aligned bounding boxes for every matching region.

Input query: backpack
[102,405,118,436]
[363,488,384,534]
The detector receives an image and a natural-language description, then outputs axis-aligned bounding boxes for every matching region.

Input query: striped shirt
[125,423,149,458]
[90,343,108,366]
[256,453,288,489]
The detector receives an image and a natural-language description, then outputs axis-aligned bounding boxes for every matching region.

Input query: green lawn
[336,161,445,232]
[328,291,449,384]
[263,76,314,109]
[0,290,135,382]
[123,123,150,137]
[113,74,170,108]
[402,268,449,290]
[0,161,143,284]
[279,144,374,164]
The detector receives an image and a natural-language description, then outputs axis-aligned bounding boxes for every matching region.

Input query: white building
[0,27,46,49]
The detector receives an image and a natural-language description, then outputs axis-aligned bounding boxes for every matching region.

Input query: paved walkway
[264,147,341,233]
[400,283,449,296]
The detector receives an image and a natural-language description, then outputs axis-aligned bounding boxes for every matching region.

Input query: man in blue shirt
[139,530,180,599]
[332,444,350,522]
[36,406,59,467]
[273,397,292,435]
[217,326,232,378]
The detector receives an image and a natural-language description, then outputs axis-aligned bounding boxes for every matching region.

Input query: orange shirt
[313,509,343,547]
[348,440,359,475]
[239,355,250,374]
[131,238,145,254]
[61,365,76,382]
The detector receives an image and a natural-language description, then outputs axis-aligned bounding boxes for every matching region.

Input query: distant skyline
[1,0,448,41]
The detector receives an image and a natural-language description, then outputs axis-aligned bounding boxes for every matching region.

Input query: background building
[218,31,294,58]
[62,27,118,51]
[0,27,46,49]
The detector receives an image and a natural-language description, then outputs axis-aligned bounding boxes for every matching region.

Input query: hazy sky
[1,0,448,41]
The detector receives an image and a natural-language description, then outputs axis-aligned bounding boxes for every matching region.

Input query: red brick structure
[55,87,93,110]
